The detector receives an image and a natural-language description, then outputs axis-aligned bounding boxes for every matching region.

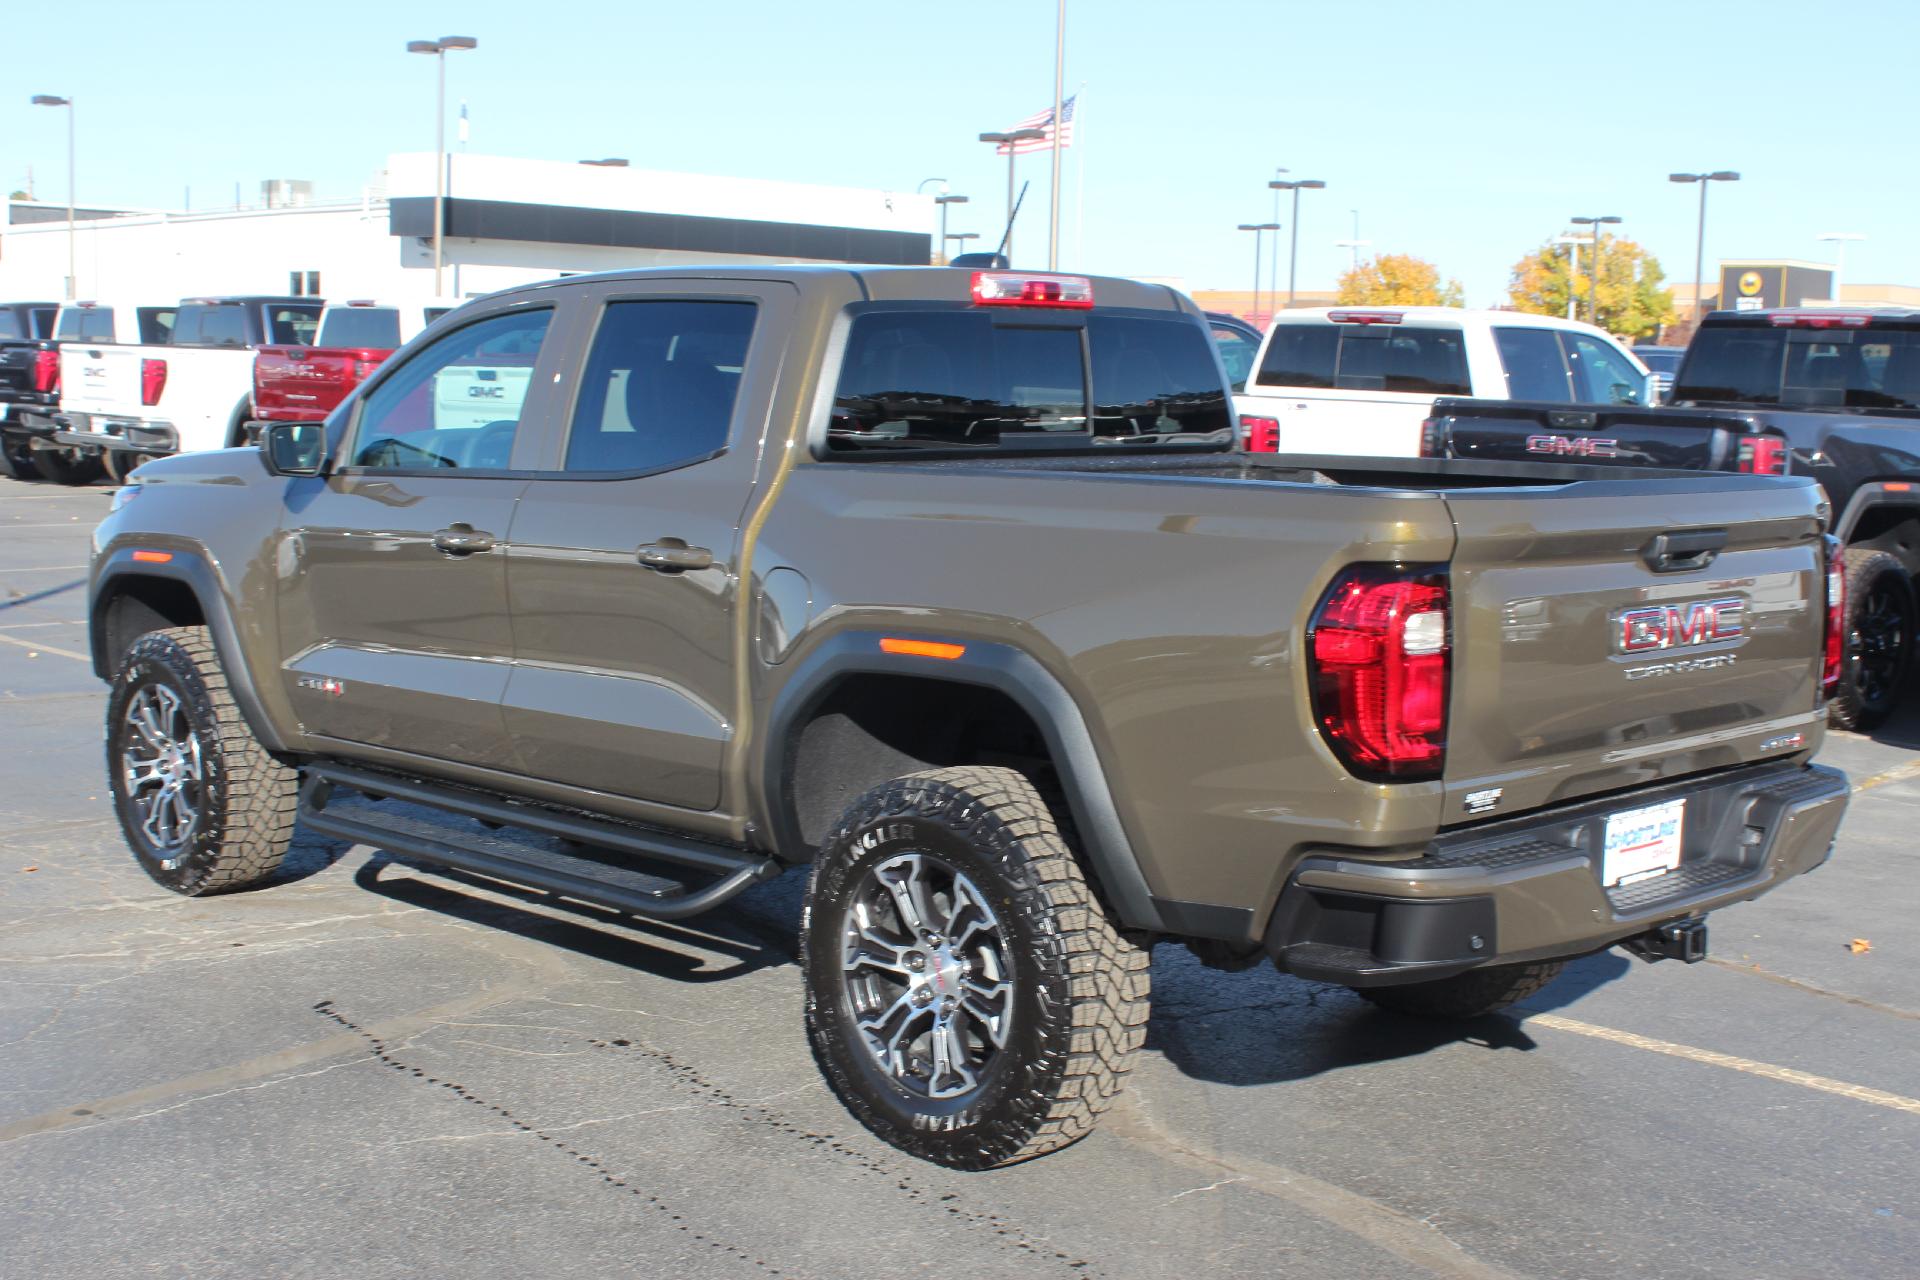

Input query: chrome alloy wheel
[120,683,204,858]
[840,852,1014,1101]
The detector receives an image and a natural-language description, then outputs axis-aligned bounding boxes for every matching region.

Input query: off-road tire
[1355,960,1566,1019]
[802,766,1151,1169]
[1,433,40,480]
[29,443,102,486]
[106,626,298,895]
[1830,548,1914,732]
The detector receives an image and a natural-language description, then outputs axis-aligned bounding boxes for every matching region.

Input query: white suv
[1235,307,1654,457]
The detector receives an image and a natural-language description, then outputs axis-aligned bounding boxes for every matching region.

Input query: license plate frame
[1601,797,1686,888]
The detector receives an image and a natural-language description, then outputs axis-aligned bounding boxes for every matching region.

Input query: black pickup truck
[1425,306,1920,731]
[0,300,61,477]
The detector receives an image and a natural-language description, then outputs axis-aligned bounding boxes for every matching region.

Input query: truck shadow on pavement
[1142,946,1634,1088]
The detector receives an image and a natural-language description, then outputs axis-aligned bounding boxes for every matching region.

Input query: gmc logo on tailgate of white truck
[1614,597,1744,654]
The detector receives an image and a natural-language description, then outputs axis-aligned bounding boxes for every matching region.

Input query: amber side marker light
[879,638,966,660]
[131,550,173,564]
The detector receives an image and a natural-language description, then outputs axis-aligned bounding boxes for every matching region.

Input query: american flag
[995,95,1077,154]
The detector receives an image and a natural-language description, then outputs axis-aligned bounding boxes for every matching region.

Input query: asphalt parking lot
[2,473,1915,1280]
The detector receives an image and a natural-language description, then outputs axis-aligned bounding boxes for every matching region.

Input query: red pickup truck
[250,301,451,431]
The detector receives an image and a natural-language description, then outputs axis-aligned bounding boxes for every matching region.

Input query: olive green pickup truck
[89,266,1849,1169]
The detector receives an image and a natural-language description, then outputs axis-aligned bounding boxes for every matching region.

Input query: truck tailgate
[1440,475,1827,822]
[58,344,148,419]
[1432,399,1751,470]
[255,345,387,421]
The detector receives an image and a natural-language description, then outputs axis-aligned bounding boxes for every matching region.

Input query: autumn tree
[1508,233,1675,340]
[1336,254,1465,307]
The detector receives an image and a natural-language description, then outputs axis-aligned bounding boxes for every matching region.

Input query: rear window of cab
[828,309,1232,451]
[1255,323,1469,396]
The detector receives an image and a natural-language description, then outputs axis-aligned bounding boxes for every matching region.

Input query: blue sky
[6,0,1915,305]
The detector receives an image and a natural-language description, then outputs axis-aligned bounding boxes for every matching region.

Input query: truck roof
[1704,306,1920,327]
[493,265,1192,314]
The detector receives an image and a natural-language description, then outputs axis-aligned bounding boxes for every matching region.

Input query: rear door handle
[637,540,713,573]
[431,525,496,555]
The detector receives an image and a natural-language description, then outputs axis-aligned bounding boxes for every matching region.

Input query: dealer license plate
[1601,798,1685,888]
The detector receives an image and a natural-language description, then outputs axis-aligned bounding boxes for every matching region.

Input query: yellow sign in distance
[1739,271,1764,297]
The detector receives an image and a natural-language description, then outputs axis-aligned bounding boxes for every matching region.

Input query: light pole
[29,95,74,300]
[1269,179,1326,307]
[1267,167,1289,307]
[1670,171,1739,324]
[1332,209,1367,275]
[407,35,478,297]
[1570,215,1622,326]
[1552,234,1592,320]
[1816,232,1865,303]
[1238,223,1281,323]
[934,194,969,264]
[945,232,980,260]
[979,129,1046,264]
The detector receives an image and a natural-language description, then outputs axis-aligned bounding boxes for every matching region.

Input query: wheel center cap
[913,945,966,998]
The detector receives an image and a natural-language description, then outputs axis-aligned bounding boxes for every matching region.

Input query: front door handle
[637,540,714,573]
[432,524,497,556]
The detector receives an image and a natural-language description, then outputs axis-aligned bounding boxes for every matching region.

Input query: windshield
[1634,348,1685,376]
[1675,326,1920,410]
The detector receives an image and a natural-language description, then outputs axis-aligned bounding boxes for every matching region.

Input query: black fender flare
[90,545,291,754]
[1832,482,1920,549]
[759,630,1168,934]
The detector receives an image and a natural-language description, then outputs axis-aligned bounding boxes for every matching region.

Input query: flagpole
[1073,83,1087,269]
[1048,0,1066,270]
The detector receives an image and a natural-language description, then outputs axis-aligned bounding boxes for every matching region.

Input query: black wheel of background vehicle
[1831,548,1915,733]
[1,434,41,480]
[29,444,103,486]
[802,765,1151,1170]
[106,627,298,895]
[1354,959,1566,1019]
[102,451,152,485]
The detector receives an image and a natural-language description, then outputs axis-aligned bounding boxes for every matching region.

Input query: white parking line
[0,632,90,663]
[0,564,89,573]
[1529,1013,1920,1116]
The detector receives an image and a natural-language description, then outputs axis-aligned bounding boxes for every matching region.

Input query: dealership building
[0,153,934,305]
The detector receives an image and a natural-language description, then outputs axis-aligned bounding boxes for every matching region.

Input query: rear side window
[1493,327,1573,402]
[137,309,176,345]
[564,300,757,474]
[29,307,56,339]
[1255,326,1337,388]
[829,309,1229,451]
[317,307,401,349]
[1673,330,1785,404]
[266,305,321,346]
[1210,323,1259,391]
[1338,327,1469,394]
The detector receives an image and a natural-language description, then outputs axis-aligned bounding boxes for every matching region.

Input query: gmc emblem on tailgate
[1613,597,1744,654]
[1526,434,1620,458]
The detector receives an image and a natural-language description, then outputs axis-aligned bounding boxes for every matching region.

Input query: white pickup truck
[1235,307,1655,458]
[51,296,320,481]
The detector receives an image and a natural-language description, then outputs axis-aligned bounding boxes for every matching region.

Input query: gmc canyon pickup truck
[1425,306,1920,731]
[90,266,1849,1169]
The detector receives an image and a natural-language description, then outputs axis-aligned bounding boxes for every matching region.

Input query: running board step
[299,765,780,921]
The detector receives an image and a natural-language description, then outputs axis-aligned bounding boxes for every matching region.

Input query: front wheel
[1353,960,1566,1019]
[1831,549,1914,732]
[106,627,299,895]
[802,766,1151,1169]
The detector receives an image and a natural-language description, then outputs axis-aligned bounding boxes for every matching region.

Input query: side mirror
[262,422,327,476]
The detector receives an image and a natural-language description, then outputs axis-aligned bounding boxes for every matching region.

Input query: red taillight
[1823,537,1845,699]
[32,348,59,393]
[1735,435,1787,475]
[970,271,1095,309]
[352,358,380,383]
[140,358,168,407]
[1242,414,1280,453]
[1326,310,1403,325]
[1418,417,1441,457]
[1308,565,1450,780]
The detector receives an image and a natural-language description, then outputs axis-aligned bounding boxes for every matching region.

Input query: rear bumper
[50,412,178,455]
[1265,761,1848,987]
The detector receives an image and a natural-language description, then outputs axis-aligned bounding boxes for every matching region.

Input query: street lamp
[934,194,969,264]
[1670,171,1739,324]
[978,129,1046,264]
[1269,179,1326,306]
[1570,215,1622,326]
[29,95,74,300]
[1267,167,1289,307]
[1238,223,1281,323]
[407,35,478,297]
[1552,234,1594,320]
[1816,232,1865,303]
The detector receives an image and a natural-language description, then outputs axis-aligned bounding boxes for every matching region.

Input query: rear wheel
[1831,548,1914,732]
[1354,960,1566,1019]
[30,443,102,486]
[1,432,40,480]
[106,627,298,895]
[102,451,155,485]
[802,766,1151,1169]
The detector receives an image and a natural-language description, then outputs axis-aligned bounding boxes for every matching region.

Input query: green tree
[1336,254,1465,307]
[1508,233,1675,340]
